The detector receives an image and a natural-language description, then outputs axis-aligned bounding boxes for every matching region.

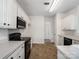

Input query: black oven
[21,37,31,59]
[17,16,26,29]
[64,37,72,45]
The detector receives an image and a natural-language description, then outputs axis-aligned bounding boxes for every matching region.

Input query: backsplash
[8,28,31,37]
[0,25,31,41]
[0,29,8,40]
[8,29,20,34]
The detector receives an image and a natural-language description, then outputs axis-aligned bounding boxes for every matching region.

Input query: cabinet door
[7,0,17,29]
[18,48,24,59]
[63,15,76,30]
[0,0,7,28]
[18,5,23,17]
[7,54,18,59]
[57,51,67,59]
[58,35,64,45]
[0,0,3,20]
[22,10,25,20]
[8,44,24,59]
[17,44,24,59]
[7,51,18,59]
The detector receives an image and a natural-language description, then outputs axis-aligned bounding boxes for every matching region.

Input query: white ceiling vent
[44,2,50,5]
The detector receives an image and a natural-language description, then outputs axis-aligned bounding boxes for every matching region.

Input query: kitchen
[0,0,31,59]
[0,0,79,59]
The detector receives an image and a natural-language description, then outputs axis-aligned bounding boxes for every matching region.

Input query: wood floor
[29,43,57,59]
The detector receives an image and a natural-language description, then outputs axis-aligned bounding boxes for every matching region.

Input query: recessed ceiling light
[49,0,63,12]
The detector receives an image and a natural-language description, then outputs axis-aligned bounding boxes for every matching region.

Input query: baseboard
[32,42,44,44]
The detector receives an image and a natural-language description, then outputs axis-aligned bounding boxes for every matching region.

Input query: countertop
[21,37,31,42]
[58,33,79,41]
[0,40,25,59]
[57,45,79,59]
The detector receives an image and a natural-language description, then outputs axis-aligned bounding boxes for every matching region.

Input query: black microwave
[17,16,26,29]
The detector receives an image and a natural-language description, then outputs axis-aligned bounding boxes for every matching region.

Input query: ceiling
[17,0,53,16]
[17,0,79,16]
[56,0,79,13]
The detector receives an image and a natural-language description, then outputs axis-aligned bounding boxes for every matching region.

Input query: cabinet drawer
[7,44,24,59]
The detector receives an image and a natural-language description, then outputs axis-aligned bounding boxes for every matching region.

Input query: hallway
[29,43,57,59]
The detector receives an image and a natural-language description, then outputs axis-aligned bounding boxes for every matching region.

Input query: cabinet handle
[11,57,13,59]
[19,56,21,58]
[3,23,6,25]
[22,47,24,48]
[8,24,10,26]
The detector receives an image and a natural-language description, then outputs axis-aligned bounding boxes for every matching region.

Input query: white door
[45,21,53,41]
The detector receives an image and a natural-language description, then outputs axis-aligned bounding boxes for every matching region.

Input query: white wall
[44,16,55,42]
[55,13,63,45]
[30,16,56,43]
[30,16,44,44]
[0,29,8,41]
[19,12,31,37]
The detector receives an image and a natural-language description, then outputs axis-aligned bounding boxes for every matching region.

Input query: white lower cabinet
[7,44,24,59]
[7,51,18,59]
[17,45,24,59]
[62,14,77,30]
[58,35,64,45]
[57,51,67,59]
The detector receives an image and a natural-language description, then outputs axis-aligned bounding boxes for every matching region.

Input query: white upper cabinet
[62,15,77,30]
[18,5,26,21]
[7,0,17,29]
[0,0,17,29]
[18,5,23,17]
[17,4,31,27]
[0,0,6,28]
[18,5,30,24]
[17,5,26,23]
